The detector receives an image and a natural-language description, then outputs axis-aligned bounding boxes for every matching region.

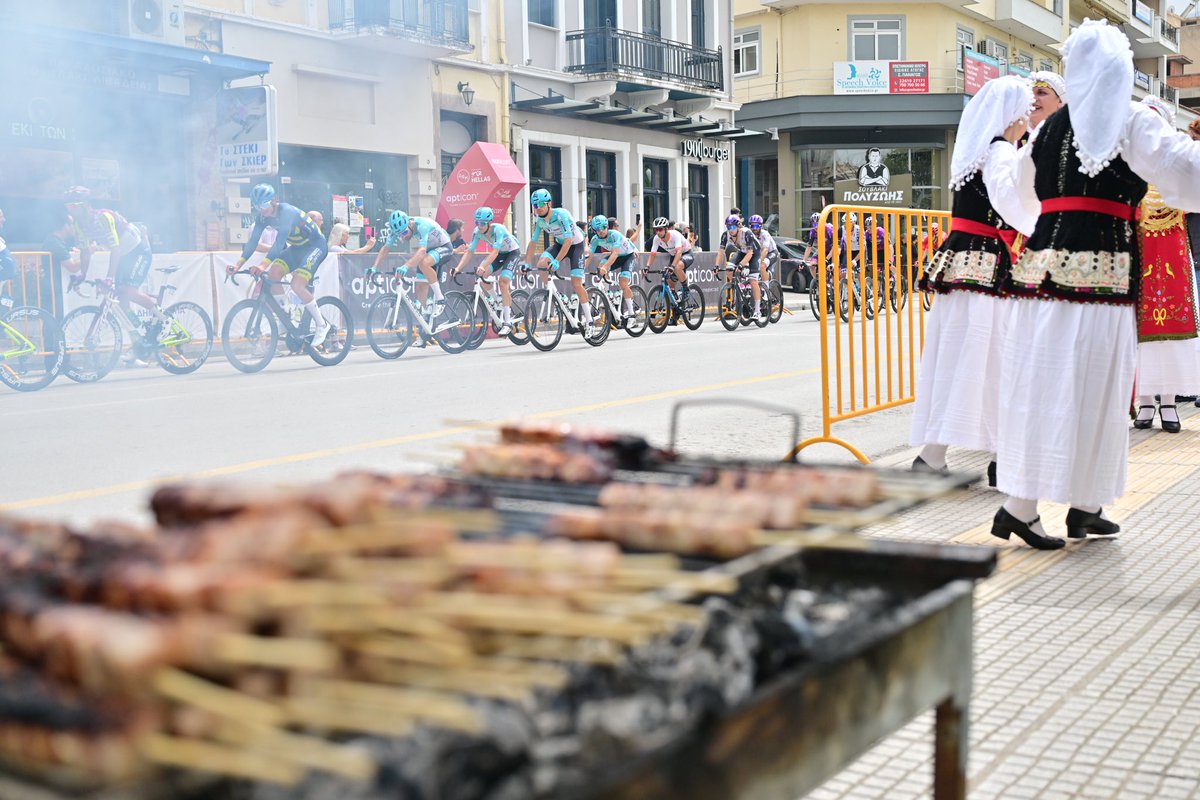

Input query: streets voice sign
[215,86,278,178]
[680,138,730,162]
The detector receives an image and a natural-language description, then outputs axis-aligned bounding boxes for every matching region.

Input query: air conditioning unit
[127,0,186,46]
[975,40,1006,60]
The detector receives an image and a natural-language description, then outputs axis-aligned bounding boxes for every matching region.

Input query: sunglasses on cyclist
[726,224,738,230]
[654,226,668,232]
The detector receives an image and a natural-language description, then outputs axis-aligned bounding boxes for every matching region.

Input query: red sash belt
[1041,196,1138,221]
[951,217,1019,257]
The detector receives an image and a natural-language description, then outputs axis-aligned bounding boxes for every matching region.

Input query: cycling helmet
[250,184,276,211]
[63,186,92,203]
[590,215,609,232]
[748,214,764,227]
[652,217,670,229]
[389,210,410,233]
[530,188,552,208]
[724,215,740,228]
[474,206,494,224]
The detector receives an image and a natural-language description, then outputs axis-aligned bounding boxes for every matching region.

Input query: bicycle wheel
[768,280,784,324]
[221,299,278,373]
[718,284,740,331]
[507,289,530,346]
[432,292,474,355]
[0,307,65,392]
[751,286,770,329]
[365,294,413,360]
[809,280,822,321]
[838,279,851,323]
[646,288,669,334]
[584,287,610,347]
[62,305,122,383]
[306,297,353,366]
[682,284,705,330]
[155,302,213,375]
[456,292,490,351]
[525,289,563,351]
[624,286,649,338]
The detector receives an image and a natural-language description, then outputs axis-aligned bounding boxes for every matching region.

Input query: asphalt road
[1,298,919,525]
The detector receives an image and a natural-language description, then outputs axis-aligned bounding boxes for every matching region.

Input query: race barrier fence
[787,204,951,464]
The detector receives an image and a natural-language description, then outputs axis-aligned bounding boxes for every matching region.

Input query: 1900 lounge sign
[681,138,730,162]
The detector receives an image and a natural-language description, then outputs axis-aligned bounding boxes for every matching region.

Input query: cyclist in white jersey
[523,189,594,336]
[749,214,778,285]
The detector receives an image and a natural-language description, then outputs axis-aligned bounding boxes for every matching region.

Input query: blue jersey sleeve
[469,230,485,251]
[241,217,270,262]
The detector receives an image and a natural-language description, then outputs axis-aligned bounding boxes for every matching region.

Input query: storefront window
[585,150,617,222]
[642,158,670,249]
[739,156,779,233]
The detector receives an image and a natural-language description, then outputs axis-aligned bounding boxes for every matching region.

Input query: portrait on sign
[856,148,890,188]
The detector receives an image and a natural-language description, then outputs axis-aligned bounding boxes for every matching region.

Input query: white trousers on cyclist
[910,291,1011,453]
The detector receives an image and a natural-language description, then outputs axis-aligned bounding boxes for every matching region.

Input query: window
[642,159,670,250]
[985,38,1008,63]
[956,26,974,71]
[687,165,709,250]
[691,0,705,48]
[1039,59,1055,73]
[733,29,760,77]
[528,0,554,27]
[439,112,484,187]
[642,0,661,37]
[1013,52,1033,71]
[528,145,562,248]
[585,151,617,222]
[850,18,902,61]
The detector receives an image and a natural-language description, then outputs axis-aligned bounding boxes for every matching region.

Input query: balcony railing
[1161,18,1180,45]
[328,0,469,46]
[565,27,723,92]
[1160,84,1179,104]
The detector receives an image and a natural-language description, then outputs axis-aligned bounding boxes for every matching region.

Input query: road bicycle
[62,268,213,382]
[760,255,786,324]
[0,285,64,392]
[447,271,530,350]
[364,268,474,358]
[717,266,768,331]
[590,270,648,338]
[222,269,351,372]
[644,269,704,333]
[524,265,609,351]
[807,259,874,324]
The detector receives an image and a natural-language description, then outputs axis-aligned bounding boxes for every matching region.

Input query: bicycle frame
[236,275,320,341]
[0,317,37,361]
[75,279,195,350]
[372,272,451,337]
[534,268,587,329]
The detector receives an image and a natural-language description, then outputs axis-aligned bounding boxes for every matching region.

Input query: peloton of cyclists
[523,189,594,337]
[373,210,459,326]
[450,206,523,336]
[586,215,639,324]
[227,184,332,347]
[715,213,766,322]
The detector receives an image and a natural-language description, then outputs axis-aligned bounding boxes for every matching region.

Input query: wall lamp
[457,81,475,106]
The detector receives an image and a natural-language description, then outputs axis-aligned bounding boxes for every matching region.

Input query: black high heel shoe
[1133,405,1157,430]
[1159,405,1181,434]
[1066,508,1120,539]
[987,461,997,488]
[991,508,1065,550]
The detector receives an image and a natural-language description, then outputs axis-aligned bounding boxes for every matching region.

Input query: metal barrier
[787,205,951,463]
[10,252,59,318]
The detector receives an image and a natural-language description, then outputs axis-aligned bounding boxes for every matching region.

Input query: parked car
[776,239,815,294]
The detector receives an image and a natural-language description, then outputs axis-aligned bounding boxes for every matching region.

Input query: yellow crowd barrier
[788,204,951,463]
[10,252,58,317]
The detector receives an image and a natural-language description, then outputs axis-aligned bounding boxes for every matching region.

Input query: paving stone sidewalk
[807,406,1200,800]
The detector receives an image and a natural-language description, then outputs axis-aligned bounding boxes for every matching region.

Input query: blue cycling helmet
[474,206,495,224]
[389,210,410,234]
[748,214,764,227]
[250,184,276,211]
[590,215,609,232]
[530,188,552,208]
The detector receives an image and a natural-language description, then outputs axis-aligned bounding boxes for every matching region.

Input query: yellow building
[734,0,1186,239]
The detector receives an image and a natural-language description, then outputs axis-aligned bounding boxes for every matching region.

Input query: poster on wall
[833,61,890,95]
[833,148,914,207]
[215,85,278,178]
[888,62,929,94]
[963,49,1002,96]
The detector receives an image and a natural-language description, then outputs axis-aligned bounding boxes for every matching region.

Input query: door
[642,158,670,250]
[584,0,617,68]
[642,0,663,74]
[687,164,709,251]
[690,0,705,47]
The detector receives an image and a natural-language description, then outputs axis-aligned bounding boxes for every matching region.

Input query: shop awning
[511,95,758,140]
[0,23,270,83]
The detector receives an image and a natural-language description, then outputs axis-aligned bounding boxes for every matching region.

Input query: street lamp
[457,81,475,107]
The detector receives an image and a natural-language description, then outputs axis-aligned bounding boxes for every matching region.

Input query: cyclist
[748,214,778,284]
[64,186,173,345]
[450,206,522,336]
[225,184,332,347]
[586,215,638,323]
[373,210,457,324]
[644,216,694,298]
[523,189,593,336]
[716,214,765,322]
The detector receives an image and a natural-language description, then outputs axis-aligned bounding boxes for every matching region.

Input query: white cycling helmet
[652,217,670,229]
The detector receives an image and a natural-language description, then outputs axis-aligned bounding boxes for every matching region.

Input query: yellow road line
[0,368,818,512]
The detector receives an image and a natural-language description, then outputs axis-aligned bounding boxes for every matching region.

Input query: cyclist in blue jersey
[373,210,456,320]
[523,189,593,336]
[228,184,332,346]
[451,206,523,336]
[586,215,638,322]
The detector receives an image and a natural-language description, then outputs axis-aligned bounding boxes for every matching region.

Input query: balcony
[327,0,472,56]
[992,0,1063,46]
[565,27,723,96]
[1161,18,1180,46]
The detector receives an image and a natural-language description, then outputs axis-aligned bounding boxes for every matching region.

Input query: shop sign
[215,85,278,178]
[963,49,1002,96]
[435,142,526,228]
[680,138,730,162]
[833,149,913,207]
[888,62,929,94]
[834,61,889,95]
[1135,70,1152,91]
[13,60,156,93]
[1134,1,1153,25]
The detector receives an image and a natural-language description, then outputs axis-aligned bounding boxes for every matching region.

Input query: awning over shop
[511,94,758,140]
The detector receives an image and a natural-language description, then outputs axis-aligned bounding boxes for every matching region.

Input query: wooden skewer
[325,556,456,585]
[364,607,475,648]
[257,580,392,608]
[472,633,624,666]
[753,529,870,549]
[370,508,502,531]
[215,634,340,673]
[345,634,476,667]
[361,662,547,700]
[298,522,453,557]
[152,668,285,728]
[141,733,302,786]
[214,720,376,782]
[419,603,654,644]
[299,678,483,733]
[607,569,738,594]
[283,697,416,737]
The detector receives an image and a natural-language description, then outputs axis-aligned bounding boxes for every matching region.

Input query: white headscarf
[1029,71,1067,103]
[1140,94,1176,126]
[950,75,1034,190]
[1062,18,1134,177]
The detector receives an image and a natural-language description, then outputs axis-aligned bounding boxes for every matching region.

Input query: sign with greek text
[963,49,1002,96]
[215,86,278,178]
[888,62,929,94]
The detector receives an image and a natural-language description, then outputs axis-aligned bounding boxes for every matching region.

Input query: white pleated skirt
[910,291,1010,453]
[996,298,1137,508]
[1136,338,1200,398]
